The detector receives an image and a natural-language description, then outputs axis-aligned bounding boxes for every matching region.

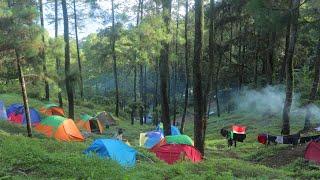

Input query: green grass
[0,93,320,179]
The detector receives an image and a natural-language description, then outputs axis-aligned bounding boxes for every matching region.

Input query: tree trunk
[154,58,159,126]
[160,0,171,136]
[39,0,49,101]
[180,0,189,134]
[280,1,292,83]
[266,31,276,85]
[172,1,179,127]
[282,0,300,135]
[144,65,147,123]
[139,65,144,125]
[73,0,84,99]
[111,0,119,117]
[202,0,215,145]
[16,50,32,137]
[193,0,205,155]
[55,0,63,107]
[304,39,320,130]
[62,0,74,119]
[131,0,141,125]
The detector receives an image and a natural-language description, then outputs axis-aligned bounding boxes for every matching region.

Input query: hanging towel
[275,136,283,144]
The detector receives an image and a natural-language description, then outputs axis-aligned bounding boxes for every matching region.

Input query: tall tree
[282,0,300,135]
[180,0,189,134]
[304,39,320,130]
[55,0,63,107]
[193,0,205,154]
[16,50,32,137]
[62,0,74,119]
[39,0,50,100]
[111,0,120,117]
[203,0,215,144]
[172,0,180,126]
[73,0,84,99]
[160,0,172,136]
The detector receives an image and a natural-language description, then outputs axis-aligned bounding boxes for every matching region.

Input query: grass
[0,93,320,179]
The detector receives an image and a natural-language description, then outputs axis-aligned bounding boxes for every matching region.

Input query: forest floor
[0,93,320,179]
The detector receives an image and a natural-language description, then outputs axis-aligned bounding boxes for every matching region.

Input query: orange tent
[76,114,104,134]
[39,104,65,117]
[35,116,84,142]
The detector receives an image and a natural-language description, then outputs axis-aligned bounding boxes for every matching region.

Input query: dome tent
[305,140,320,164]
[165,135,194,146]
[150,143,202,164]
[39,104,65,117]
[76,113,104,134]
[84,139,137,167]
[35,116,84,142]
[6,104,41,125]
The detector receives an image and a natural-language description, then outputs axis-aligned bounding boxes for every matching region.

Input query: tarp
[39,104,65,117]
[150,144,202,164]
[6,104,41,125]
[165,135,194,146]
[157,123,181,136]
[144,131,164,149]
[35,116,84,142]
[95,111,116,126]
[305,141,320,164]
[84,139,137,167]
[0,101,7,120]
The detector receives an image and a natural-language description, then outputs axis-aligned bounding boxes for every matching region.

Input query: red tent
[150,144,202,164]
[305,141,320,164]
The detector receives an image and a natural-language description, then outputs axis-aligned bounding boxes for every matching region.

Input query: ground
[0,93,320,179]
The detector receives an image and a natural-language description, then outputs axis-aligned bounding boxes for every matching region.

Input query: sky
[43,0,188,39]
[43,0,136,39]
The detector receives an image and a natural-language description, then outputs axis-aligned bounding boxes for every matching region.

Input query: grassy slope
[0,93,320,179]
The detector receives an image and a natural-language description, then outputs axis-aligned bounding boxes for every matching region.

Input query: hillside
[0,94,319,179]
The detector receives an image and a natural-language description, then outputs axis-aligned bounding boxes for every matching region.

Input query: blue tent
[84,139,137,167]
[6,104,41,125]
[144,131,163,149]
[157,123,181,136]
[0,101,7,120]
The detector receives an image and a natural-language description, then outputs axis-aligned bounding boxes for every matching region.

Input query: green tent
[165,135,194,146]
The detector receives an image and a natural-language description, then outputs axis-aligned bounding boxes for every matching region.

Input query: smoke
[234,85,320,119]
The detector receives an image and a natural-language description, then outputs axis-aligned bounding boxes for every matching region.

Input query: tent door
[89,120,100,133]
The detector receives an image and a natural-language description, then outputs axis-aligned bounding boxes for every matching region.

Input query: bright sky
[43,0,187,39]
[43,0,137,39]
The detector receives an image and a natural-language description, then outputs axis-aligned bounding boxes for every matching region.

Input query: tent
[305,141,320,164]
[39,104,65,117]
[35,116,84,142]
[6,104,41,125]
[76,114,104,134]
[165,135,194,146]
[84,139,137,167]
[140,131,164,149]
[0,101,7,120]
[95,111,116,126]
[157,123,181,136]
[150,144,202,164]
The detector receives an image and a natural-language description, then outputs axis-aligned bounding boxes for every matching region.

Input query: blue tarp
[0,101,7,120]
[144,131,163,149]
[6,104,41,125]
[157,123,181,136]
[84,139,137,167]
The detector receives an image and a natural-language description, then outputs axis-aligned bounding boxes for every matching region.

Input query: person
[115,128,124,140]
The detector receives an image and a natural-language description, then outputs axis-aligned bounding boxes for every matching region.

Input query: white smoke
[234,85,320,119]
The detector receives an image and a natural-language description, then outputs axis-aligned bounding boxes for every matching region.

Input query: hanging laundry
[275,136,283,144]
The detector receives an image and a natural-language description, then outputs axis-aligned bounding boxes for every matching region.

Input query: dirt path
[259,144,307,168]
